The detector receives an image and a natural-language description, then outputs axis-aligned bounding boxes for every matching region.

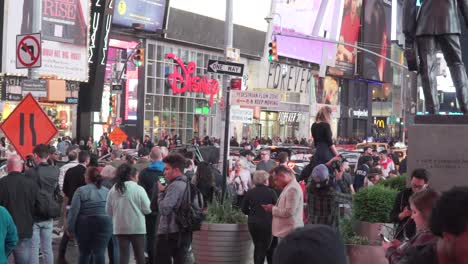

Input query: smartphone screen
[159,176,167,185]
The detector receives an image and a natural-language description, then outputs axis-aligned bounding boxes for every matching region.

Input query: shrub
[205,197,247,224]
[340,219,370,245]
[378,175,407,192]
[353,185,398,223]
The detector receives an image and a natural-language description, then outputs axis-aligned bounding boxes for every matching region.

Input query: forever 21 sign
[80,0,114,112]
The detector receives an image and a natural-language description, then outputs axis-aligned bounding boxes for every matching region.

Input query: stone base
[408,123,468,191]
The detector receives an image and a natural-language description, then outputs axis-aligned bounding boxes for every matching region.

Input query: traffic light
[134,48,145,67]
[109,96,116,112]
[268,40,278,61]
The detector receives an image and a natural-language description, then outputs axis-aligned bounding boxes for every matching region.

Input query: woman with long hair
[106,164,151,264]
[383,189,440,263]
[67,167,112,264]
[311,106,339,165]
[192,161,217,205]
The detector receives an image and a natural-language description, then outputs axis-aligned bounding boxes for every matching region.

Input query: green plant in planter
[353,185,398,223]
[378,175,407,192]
[205,197,247,224]
[339,219,370,245]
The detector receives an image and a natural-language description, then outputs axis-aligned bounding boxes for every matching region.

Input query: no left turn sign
[16,33,41,69]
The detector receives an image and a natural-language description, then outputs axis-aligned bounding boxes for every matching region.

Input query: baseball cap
[311,164,330,183]
[274,225,347,264]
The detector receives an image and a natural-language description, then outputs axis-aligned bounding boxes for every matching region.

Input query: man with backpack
[26,144,61,264]
[156,154,203,264]
[138,146,165,264]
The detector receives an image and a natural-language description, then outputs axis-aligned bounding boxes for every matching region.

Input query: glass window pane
[190,51,196,63]
[153,112,162,128]
[147,78,155,94]
[187,98,194,113]
[186,129,193,142]
[163,96,170,111]
[148,43,155,60]
[197,53,203,67]
[156,79,164,94]
[162,112,170,128]
[147,62,155,78]
[171,97,179,112]
[154,95,162,110]
[157,45,164,61]
[157,63,164,78]
[145,96,153,111]
[180,98,186,112]
[179,112,186,128]
[145,111,153,129]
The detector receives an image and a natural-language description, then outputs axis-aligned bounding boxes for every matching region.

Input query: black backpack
[174,178,205,232]
[34,167,63,219]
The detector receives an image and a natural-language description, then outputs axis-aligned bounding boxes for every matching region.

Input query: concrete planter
[346,245,387,264]
[192,222,252,264]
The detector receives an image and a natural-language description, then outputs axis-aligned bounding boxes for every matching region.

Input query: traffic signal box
[268,40,278,61]
[134,48,145,67]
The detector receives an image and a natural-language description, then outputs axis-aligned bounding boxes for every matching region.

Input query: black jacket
[241,185,278,224]
[139,164,164,215]
[26,162,60,221]
[400,243,438,264]
[390,188,416,240]
[403,0,468,37]
[62,164,86,205]
[0,172,38,239]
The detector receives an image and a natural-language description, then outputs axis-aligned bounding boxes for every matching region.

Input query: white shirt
[228,169,251,195]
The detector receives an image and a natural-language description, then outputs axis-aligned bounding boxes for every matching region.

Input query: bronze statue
[403,0,468,114]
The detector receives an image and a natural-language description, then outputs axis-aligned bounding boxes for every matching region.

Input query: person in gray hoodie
[156,153,192,264]
[138,146,164,264]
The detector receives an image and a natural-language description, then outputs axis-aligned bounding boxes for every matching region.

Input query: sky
[170,0,272,32]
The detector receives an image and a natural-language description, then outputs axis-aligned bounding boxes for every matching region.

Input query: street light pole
[221,0,233,202]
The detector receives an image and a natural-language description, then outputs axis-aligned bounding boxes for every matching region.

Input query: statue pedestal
[408,116,468,191]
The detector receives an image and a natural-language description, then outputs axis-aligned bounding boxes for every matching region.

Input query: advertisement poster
[113,0,168,32]
[315,76,340,105]
[2,0,90,81]
[362,0,392,82]
[334,0,363,76]
[273,0,344,64]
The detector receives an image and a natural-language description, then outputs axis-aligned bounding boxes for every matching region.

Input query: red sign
[108,127,128,146]
[165,53,219,106]
[0,93,58,160]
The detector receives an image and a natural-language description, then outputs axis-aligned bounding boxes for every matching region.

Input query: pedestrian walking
[26,144,61,264]
[0,155,38,264]
[262,166,304,241]
[241,170,278,264]
[67,167,112,264]
[106,164,151,264]
[0,205,18,264]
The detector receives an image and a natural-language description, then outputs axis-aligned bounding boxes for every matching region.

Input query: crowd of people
[1,106,467,264]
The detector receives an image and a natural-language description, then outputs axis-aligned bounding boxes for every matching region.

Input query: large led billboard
[361,0,393,82]
[2,0,90,81]
[273,0,344,64]
[113,0,169,32]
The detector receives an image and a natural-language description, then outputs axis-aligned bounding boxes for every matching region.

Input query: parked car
[254,145,313,176]
[355,142,388,152]
[338,150,361,171]
[97,149,138,167]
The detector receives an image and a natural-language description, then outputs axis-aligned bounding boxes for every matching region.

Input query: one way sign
[207,60,244,77]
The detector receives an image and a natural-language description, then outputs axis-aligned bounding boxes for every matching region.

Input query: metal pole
[29,0,42,79]
[221,0,233,202]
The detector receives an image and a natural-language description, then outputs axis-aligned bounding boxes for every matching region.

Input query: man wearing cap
[307,158,352,230]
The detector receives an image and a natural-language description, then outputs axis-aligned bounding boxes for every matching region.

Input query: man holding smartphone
[390,168,429,240]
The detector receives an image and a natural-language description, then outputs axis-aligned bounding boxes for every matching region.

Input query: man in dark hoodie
[138,146,165,264]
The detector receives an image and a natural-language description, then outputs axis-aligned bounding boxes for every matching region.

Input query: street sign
[207,60,244,77]
[230,107,254,124]
[0,93,57,160]
[21,79,47,98]
[108,127,128,145]
[16,33,42,69]
[231,90,280,108]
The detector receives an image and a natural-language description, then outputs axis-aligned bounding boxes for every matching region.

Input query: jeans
[58,209,69,258]
[107,235,119,264]
[155,232,192,264]
[248,223,273,264]
[145,214,158,264]
[76,215,113,264]
[12,238,31,264]
[30,220,54,264]
[116,234,146,264]
[266,236,278,264]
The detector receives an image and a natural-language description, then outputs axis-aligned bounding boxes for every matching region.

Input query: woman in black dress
[311,106,339,165]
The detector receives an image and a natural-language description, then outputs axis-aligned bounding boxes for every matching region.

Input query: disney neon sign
[165,53,219,106]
